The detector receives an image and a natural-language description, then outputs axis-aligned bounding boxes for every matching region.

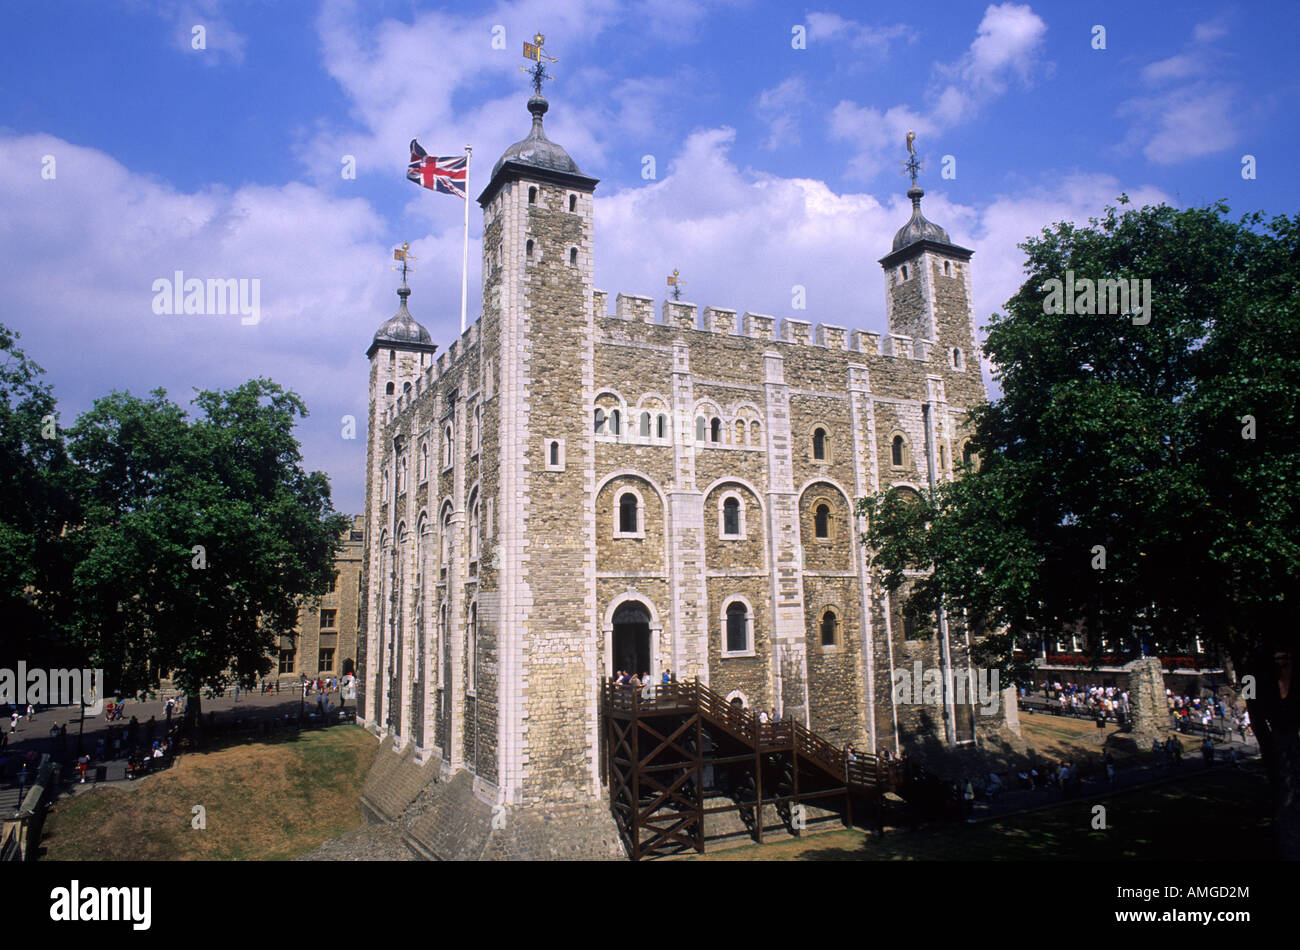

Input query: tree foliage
[859,201,1300,853]
[0,325,81,666]
[64,379,349,707]
[862,201,1298,660]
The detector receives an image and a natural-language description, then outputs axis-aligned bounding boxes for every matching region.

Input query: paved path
[1,685,350,809]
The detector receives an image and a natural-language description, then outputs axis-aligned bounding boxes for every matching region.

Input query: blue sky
[2,0,1296,514]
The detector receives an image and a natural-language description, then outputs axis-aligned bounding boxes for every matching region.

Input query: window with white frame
[812,426,829,462]
[546,438,565,471]
[721,598,754,656]
[443,423,454,469]
[614,489,644,538]
[719,493,745,539]
[819,608,839,648]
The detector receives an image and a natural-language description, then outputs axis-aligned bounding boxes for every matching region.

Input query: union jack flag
[407,140,467,198]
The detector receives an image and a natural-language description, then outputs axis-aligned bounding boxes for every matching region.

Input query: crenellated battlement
[594,290,932,361]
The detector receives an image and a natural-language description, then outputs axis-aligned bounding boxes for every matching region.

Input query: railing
[602,677,886,792]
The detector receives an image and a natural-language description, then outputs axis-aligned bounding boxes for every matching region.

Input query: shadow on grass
[694,766,1273,862]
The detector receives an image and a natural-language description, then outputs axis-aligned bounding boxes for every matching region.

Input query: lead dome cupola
[491,96,582,179]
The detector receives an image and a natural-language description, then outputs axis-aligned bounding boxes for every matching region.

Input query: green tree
[0,323,80,668]
[65,379,349,726]
[859,201,1300,856]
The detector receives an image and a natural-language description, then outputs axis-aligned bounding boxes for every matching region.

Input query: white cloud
[1121,18,1240,164]
[756,76,809,149]
[1120,84,1239,164]
[828,3,1049,178]
[162,0,249,66]
[931,2,1049,126]
[805,11,914,57]
[0,131,400,513]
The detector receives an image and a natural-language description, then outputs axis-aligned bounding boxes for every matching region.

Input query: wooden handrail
[603,675,890,791]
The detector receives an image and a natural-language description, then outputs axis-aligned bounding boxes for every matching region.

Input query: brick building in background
[277,514,364,681]
[356,89,1007,858]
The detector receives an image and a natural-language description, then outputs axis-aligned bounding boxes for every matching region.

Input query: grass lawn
[41,726,378,861]
[690,765,1274,861]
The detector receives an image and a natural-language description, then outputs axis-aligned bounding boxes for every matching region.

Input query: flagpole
[461,145,472,333]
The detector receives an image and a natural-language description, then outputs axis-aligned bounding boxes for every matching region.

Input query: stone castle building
[357,90,995,856]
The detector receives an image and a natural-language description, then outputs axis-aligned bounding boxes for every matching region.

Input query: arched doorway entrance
[611,601,652,677]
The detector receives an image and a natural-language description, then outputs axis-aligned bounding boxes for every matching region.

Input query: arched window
[526,239,534,258]
[944,260,952,276]
[610,409,621,435]
[813,427,827,460]
[640,412,651,438]
[891,435,905,467]
[820,609,838,647]
[594,407,606,434]
[695,416,706,442]
[750,420,761,446]
[953,347,963,370]
[549,441,560,466]
[569,194,577,212]
[419,442,428,482]
[710,417,721,443]
[528,186,537,204]
[403,381,411,395]
[815,504,830,539]
[440,508,452,578]
[734,420,745,444]
[469,502,480,566]
[569,247,578,266]
[618,492,639,534]
[657,414,668,439]
[722,497,741,536]
[901,264,909,280]
[385,381,394,395]
[472,405,481,453]
[725,602,751,654]
[397,455,407,494]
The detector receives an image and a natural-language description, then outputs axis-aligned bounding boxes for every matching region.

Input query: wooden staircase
[601,677,901,860]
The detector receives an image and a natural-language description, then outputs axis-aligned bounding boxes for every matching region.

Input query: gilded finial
[521,30,558,95]
[667,268,686,301]
[392,241,418,287]
[901,130,922,190]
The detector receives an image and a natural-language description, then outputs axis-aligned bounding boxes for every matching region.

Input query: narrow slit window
[815,504,830,539]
